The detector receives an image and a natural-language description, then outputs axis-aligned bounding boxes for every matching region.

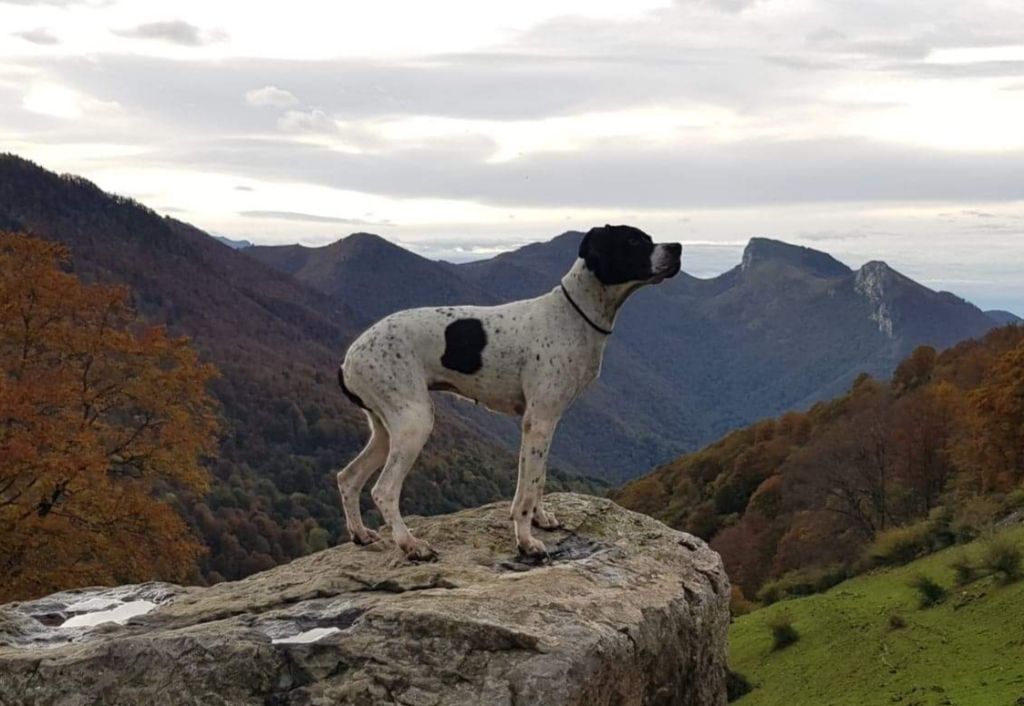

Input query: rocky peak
[854,260,898,294]
[855,261,901,338]
[740,237,851,278]
[0,493,730,706]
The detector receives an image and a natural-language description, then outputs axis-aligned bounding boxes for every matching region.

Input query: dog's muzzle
[659,243,682,279]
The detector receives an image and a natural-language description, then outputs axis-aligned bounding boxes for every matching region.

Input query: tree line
[615,325,1024,600]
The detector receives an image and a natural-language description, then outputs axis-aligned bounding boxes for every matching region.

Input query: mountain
[250,233,1001,479]
[213,235,253,249]
[248,233,495,321]
[0,154,601,584]
[986,309,1022,325]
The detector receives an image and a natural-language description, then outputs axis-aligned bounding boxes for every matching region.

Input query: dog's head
[578,225,681,286]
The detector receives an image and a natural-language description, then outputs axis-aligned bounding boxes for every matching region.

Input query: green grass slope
[730,526,1024,705]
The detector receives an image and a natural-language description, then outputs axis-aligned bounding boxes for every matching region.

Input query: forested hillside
[616,325,1024,600]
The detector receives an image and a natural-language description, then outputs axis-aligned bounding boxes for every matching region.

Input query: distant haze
[2,0,1022,312]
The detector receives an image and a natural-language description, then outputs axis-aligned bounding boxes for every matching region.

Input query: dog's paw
[532,508,562,530]
[351,528,381,546]
[401,538,439,562]
[516,536,548,559]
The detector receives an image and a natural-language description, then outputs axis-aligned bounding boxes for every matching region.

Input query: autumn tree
[786,382,897,540]
[888,381,963,517]
[892,345,937,395]
[955,341,1024,494]
[0,233,219,601]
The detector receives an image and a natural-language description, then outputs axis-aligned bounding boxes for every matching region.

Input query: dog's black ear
[579,226,608,279]
[578,229,592,259]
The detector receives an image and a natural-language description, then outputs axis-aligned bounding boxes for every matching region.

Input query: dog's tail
[337,364,368,410]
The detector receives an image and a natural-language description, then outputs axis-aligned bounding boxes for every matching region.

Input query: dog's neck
[560,259,641,334]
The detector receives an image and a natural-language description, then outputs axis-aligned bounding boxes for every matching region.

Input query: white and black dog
[337,225,682,560]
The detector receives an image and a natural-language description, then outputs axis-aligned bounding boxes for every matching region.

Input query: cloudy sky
[2,0,1023,312]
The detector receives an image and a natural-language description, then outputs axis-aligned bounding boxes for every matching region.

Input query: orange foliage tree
[956,341,1024,493]
[0,233,219,601]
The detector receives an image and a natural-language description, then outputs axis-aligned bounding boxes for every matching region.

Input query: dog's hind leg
[338,411,389,545]
[372,397,436,561]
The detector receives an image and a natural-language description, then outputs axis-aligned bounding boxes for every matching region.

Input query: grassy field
[729,526,1024,706]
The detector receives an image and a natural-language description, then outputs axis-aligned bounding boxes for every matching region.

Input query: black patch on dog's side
[441,318,487,374]
[578,224,656,285]
[337,366,368,409]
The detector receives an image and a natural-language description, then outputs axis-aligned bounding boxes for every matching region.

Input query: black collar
[560,284,613,336]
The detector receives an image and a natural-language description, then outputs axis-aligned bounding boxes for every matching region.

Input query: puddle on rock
[60,600,158,628]
[498,534,611,572]
[271,627,341,645]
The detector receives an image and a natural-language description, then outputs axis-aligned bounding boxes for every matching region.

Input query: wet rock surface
[0,493,730,706]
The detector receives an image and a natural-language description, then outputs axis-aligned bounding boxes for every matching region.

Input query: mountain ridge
[741,237,852,279]
[248,228,1003,478]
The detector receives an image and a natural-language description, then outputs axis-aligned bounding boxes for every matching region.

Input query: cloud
[239,210,393,226]
[244,85,298,107]
[697,0,761,12]
[12,28,59,45]
[1,0,100,5]
[277,108,336,133]
[887,59,1024,79]
[798,229,876,241]
[21,82,120,119]
[113,21,226,47]
[40,54,699,126]
[805,27,847,44]
[151,136,1024,210]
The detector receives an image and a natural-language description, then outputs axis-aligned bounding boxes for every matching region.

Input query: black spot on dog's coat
[441,318,487,374]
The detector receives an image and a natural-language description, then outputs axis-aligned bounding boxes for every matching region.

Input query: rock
[0,493,730,706]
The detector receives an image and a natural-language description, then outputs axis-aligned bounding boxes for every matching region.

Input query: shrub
[864,515,954,568]
[908,574,947,608]
[756,582,783,606]
[980,535,1023,584]
[726,670,754,702]
[767,612,799,650]
[954,495,1004,537]
[950,553,979,586]
[887,613,907,630]
[730,585,757,617]
[1007,485,1024,510]
[950,519,981,545]
[756,564,850,605]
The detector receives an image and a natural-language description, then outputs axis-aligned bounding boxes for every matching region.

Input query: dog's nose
[668,243,682,257]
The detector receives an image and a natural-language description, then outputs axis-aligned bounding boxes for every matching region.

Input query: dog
[336,224,682,560]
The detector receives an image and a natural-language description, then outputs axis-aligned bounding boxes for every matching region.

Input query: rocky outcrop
[0,493,729,706]
[855,261,899,338]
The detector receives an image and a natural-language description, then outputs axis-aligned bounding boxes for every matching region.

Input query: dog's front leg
[511,411,558,557]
